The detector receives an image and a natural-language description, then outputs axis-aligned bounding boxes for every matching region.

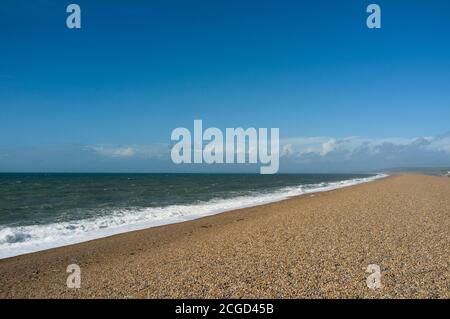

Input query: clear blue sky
[1,0,450,172]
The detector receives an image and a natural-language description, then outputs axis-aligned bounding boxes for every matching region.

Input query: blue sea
[0,173,385,258]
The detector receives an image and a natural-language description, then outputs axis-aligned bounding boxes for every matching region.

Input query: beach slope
[0,174,449,298]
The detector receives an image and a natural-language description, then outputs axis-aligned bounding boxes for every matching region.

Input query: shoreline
[0,174,448,298]
[0,173,387,260]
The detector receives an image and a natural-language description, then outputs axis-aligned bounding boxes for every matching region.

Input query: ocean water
[0,173,385,259]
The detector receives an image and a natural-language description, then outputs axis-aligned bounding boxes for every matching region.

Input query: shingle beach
[1,174,449,298]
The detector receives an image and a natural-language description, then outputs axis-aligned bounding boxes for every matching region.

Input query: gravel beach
[0,174,449,298]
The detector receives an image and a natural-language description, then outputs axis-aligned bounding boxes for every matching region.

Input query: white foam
[0,174,387,259]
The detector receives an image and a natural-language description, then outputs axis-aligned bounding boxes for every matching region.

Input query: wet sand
[0,174,449,298]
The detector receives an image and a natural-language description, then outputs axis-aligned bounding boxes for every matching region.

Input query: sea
[0,173,386,259]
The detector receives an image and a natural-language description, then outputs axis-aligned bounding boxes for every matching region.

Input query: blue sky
[1,0,450,172]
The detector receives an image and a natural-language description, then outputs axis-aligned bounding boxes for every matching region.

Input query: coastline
[0,173,386,259]
[0,174,449,298]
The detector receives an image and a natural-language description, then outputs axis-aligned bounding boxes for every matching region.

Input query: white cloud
[280,132,450,168]
[424,136,450,153]
[85,144,169,159]
[78,132,450,172]
[88,146,136,157]
[321,139,336,155]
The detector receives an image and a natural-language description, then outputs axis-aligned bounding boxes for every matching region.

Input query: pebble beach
[0,174,449,298]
